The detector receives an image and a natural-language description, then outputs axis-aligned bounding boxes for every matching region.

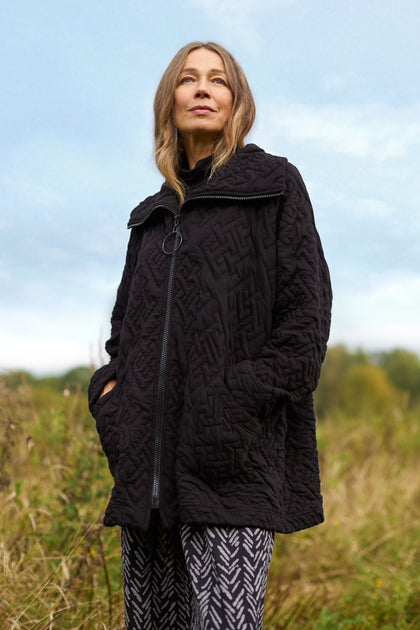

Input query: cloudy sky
[1,0,419,374]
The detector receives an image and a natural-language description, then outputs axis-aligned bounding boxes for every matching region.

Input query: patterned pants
[121,512,274,629]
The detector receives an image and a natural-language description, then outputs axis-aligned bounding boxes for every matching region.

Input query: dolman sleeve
[225,163,332,414]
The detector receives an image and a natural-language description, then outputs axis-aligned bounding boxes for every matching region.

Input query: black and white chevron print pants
[121,511,274,629]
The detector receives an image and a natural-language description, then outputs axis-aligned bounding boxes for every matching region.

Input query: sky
[1,0,419,375]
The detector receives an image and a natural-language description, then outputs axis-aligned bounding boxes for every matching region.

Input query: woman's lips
[189,106,215,114]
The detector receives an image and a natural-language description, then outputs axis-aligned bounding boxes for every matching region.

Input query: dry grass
[265,409,420,629]
[0,378,419,629]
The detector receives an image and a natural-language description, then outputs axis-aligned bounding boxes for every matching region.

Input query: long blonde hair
[153,41,255,204]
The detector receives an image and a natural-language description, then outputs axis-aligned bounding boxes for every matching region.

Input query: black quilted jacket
[88,143,332,534]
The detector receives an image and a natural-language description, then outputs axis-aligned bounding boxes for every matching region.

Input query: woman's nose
[195,79,210,97]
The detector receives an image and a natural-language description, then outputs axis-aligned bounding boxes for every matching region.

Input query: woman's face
[173,48,233,144]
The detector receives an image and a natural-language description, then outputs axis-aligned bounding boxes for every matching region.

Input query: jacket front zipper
[129,190,285,512]
[151,212,182,509]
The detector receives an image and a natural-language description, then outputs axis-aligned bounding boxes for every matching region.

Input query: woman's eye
[213,77,227,85]
[179,76,194,84]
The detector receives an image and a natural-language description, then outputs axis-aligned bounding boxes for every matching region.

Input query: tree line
[2,345,420,419]
[315,345,420,418]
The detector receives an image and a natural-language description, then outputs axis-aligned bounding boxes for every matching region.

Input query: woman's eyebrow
[180,67,227,75]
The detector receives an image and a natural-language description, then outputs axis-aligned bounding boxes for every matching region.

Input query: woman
[88,41,332,630]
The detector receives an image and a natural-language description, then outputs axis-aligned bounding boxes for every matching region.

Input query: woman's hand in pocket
[100,379,117,398]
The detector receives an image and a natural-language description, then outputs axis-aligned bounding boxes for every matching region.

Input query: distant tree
[377,349,420,405]
[0,366,92,396]
[335,363,405,418]
[60,366,92,395]
[0,370,37,389]
[35,376,62,391]
[315,345,368,417]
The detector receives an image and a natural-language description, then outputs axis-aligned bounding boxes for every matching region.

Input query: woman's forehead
[182,48,225,71]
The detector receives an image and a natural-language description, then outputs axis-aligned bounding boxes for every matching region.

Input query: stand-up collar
[128,144,288,228]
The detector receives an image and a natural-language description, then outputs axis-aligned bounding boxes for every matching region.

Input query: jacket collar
[128,144,287,229]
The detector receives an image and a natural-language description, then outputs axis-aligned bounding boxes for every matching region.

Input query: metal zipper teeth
[185,191,285,203]
[151,224,181,509]
[127,191,285,228]
[130,204,178,509]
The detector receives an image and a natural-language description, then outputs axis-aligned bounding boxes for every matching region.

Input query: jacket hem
[178,503,324,534]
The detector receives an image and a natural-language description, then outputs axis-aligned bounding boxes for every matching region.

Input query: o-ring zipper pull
[162,215,183,255]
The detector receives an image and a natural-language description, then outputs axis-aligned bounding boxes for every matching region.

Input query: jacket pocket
[92,387,120,476]
[189,376,263,487]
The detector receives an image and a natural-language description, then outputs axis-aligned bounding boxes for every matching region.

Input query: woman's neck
[181,133,216,169]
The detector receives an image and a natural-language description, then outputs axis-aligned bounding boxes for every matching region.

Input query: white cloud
[183,0,297,44]
[352,198,393,219]
[185,0,295,15]
[257,102,420,161]
[331,273,420,353]
[319,188,394,220]
[321,74,349,93]
[1,175,67,209]
[0,302,111,375]
[0,332,93,375]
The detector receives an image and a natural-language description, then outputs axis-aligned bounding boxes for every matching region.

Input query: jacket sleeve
[88,228,140,412]
[225,163,332,414]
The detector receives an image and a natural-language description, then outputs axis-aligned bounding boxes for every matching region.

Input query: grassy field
[0,376,419,629]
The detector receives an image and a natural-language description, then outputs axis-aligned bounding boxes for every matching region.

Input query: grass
[264,408,420,629]
[0,377,419,629]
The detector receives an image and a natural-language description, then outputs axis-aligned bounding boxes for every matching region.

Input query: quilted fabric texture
[88,144,332,534]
